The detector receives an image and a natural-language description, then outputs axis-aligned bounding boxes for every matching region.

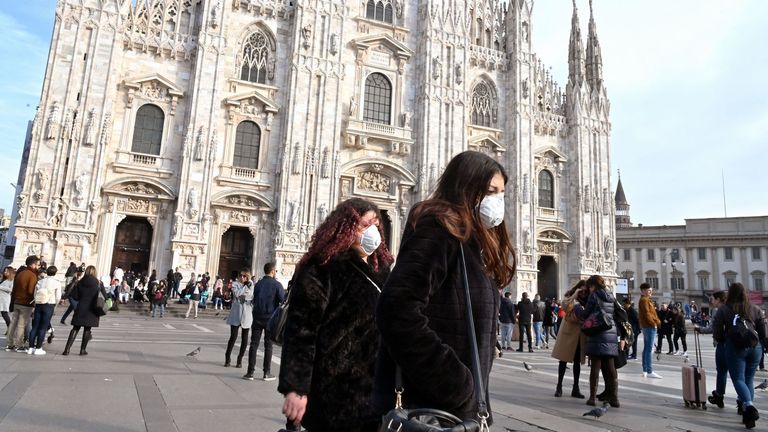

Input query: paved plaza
[0,307,765,431]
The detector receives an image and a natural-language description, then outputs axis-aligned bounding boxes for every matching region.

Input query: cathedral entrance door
[111,217,153,276]
[537,255,558,300]
[218,227,254,283]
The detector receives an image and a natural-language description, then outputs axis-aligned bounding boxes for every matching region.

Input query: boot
[586,379,598,406]
[743,405,759,429]
[79,329,92,356]
[554,384,562,397]
[596,390,607,401]
[708,391,725,409]
[571,384,585,399]
[62,328,79,356]
[605,372,620,408]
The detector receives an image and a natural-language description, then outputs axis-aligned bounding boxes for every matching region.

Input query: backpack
[731,314,759,349]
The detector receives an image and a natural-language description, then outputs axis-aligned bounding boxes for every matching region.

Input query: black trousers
[247,320,273,375]
[518,322,533,350]
[225,325,250,365]
[657,330,673,353]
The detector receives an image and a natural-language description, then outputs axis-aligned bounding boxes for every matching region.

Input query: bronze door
[218,227,253,282]
[111,217,153,276]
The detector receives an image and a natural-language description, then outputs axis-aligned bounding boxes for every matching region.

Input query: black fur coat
[374,214,499,423]
[278,250,388,431]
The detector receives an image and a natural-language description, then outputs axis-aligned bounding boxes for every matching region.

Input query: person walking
[279,198,393,431]
[657,303,674,354]
[697,290,729,410]
[532,294,546,349]
[551,281,587,399]
[671,305,688,356]
[28,266,61,355]
[224,269,254,368]
[579,275,621,408]
[374,151,516,426]
[151,280,167,318]
[516,292,534,352]
[184,280,201,319]
[712,282,765,429]
[62,265,107,356]
[498,292,516,351]
[0,266,14,334]
[639,283,662,378]
[624,299,640,360]
[244,262,285,381]
[543,298,557,346]
[60,268,83,324]
[6,256,40,351]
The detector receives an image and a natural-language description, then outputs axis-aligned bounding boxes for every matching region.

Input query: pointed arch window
[365,0,394,24]
[471,82,494,127]
[131,104,164,155]
[538,170,554,208]
[363,73,392,124]
[240,31,269,84]
[233,121,261,169]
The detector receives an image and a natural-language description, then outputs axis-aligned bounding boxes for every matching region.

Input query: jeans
[500,323,513,348]
[642,327,657,373]
[715,342,727,396]
[247,320,273,375]
[533,321,544,347]
[8,305,33,347]
[29,304,55,349]
[61,299,78,323]
[518,322,532,350]
[151,303,165,317]
[213,298,223,309]
[725,341,762,406]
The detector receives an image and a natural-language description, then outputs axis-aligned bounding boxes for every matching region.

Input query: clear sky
[0,1,766,226]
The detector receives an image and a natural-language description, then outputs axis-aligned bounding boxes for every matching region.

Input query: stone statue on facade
[317,203,328,223]
[329,33,339,55]
[187,188,199,219]
[349,96,357,117]
[455,63,463,84]
[432,56,441,80]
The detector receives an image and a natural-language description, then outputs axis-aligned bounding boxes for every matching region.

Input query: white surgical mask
[478,193,505,229]
[360,224,382,255]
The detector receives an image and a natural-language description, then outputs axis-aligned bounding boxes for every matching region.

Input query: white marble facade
[11,0,616,297]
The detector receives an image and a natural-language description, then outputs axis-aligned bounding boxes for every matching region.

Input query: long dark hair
[299,198,394,272]
[586,275,606,291]
[726,282,753,320]
[564,280,586,298]
[409,151,516,286]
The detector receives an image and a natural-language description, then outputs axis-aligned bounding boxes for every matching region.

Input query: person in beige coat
[551,280,588,398]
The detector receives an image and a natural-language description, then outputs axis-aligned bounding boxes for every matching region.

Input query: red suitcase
[682,330,707,409]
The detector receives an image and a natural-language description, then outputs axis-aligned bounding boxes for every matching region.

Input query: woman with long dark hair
[278,198,393,431]
[551,280,588,398]
[0,266,15,333]
[224,268,254,368]
[374,151,516,424]
[579,275,620,407]
[62,265,107,356]
[713,282,764,428]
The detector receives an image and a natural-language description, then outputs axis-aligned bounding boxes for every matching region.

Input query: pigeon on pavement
[523,362,534,371]
[755,379,768,390]
[186,347,201,358]
[582,403,610,418]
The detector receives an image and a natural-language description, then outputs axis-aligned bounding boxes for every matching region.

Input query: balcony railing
[132,153,158,166]
[233,167,258,180]
[346,118,413,142]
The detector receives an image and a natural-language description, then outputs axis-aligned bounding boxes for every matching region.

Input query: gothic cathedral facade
[12,0,616,297]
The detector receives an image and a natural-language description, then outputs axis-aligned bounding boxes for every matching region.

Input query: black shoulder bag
[379,244,489,432]
[266,279,293,346]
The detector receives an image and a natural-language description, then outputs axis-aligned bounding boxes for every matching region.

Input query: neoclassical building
[11,0,616,297]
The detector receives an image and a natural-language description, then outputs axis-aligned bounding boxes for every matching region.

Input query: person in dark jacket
[62,265,107,356]
[517,292,534,352]
[656,303,674,354]
[578,275,620,408]
[374,151,516,427]
[499,292,516,350]
[279,198,393,431]
[543,298,557,346]
[712,282,764,428]
[671,305,687,356]
[243,262,285,381]
[623,299,640,359]
[7,255,40,351]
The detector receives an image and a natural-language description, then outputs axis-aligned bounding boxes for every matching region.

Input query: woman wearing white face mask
[278,198,394,431]
[374,151,516,425]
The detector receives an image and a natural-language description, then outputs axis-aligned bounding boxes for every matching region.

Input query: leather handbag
[379,244,488,432]
[581,299,613,336]
[266,280,294,346]
[93,289,107,317]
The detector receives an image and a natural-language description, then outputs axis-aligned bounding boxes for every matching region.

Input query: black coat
[71,275,107,328]
[374,214,498,423]
[499,297,516,324]
[277,250,388,431]
[579,288,618,357]
[532,300,545,322]
[516,298,534,323]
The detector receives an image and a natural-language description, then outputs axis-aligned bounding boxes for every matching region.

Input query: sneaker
[643,372,648,378]
[263,373,276,381]
[16,346,29,353]
[515,348,523,352]
[34,348,46,356]
[647,372,663,379]
[27,347,35,355]
[681,352,688,357]
[242,373,255,381]
[4,346,15,352]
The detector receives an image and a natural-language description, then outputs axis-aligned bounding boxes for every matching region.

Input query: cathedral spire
[585,0,604,90]
[615,171,632,229]
[567,0,585,87]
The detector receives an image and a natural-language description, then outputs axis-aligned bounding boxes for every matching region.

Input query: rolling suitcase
[682,329,707,409]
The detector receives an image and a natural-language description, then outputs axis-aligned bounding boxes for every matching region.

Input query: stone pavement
[0,307,765,431]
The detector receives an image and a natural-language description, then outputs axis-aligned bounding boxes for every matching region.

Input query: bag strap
[458,243,490,424]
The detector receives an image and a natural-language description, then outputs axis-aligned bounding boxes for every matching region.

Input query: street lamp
[661,249,686,307]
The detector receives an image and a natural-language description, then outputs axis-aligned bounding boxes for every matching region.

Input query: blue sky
[0,1,766,226]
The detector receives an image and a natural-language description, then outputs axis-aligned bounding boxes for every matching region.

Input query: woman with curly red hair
[278,198,393,431]
[374,150,516,425]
